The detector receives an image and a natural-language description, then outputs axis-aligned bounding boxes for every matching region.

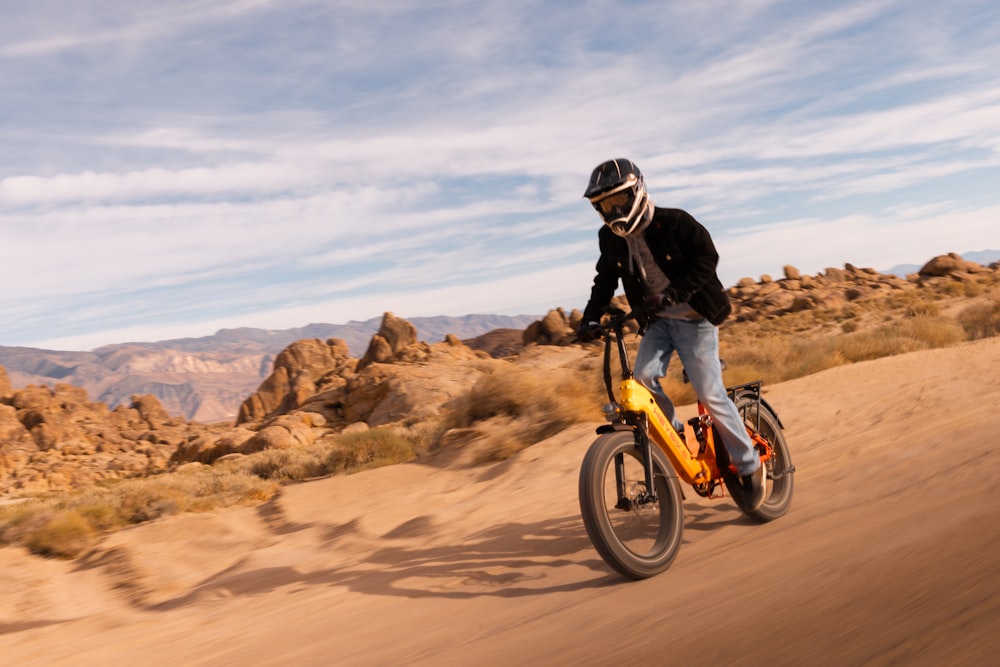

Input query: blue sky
[3,0,999,351]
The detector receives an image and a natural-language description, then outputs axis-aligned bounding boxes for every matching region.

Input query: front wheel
[578,430,684,579]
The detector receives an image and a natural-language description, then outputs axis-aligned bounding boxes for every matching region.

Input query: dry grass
[1,467,278,559]
[223,426,427,481]
[7,277,1000,559]
[326,427,416,472]
[445,362,604,462]
[0,426,431,558]
[958,299,1000,340]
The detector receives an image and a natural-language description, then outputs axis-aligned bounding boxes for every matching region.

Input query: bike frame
[596,310,772,499]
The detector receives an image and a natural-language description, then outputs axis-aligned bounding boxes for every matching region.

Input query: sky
[3,0,1000,351]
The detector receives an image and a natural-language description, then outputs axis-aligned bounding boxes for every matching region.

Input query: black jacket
[582,207,732,326]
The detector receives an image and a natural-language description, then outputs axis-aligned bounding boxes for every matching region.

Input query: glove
[575,321,603,343]
[643,291,674,313]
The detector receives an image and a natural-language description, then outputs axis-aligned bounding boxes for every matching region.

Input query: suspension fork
[614,415,658,509]
[614,452,628,510]
[637,415,658,501]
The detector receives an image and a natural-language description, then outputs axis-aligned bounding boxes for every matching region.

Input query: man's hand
[643,291,674,313]
[575,321,603,343]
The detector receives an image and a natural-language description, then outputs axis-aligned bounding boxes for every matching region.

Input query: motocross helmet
[583,158,650,237]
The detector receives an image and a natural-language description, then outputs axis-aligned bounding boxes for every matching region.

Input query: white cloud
[715,204,1000,283]
[2,0,1000,349]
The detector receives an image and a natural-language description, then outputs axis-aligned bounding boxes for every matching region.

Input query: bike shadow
[149,514,620,610]
[682,499,756,534]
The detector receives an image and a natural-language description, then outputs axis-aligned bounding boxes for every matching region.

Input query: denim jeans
[633,317,760,476]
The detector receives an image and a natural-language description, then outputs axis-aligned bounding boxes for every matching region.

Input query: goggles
[593,190,633,215]
[590,187,637,225]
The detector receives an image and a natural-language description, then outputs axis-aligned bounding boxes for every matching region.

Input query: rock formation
[0,380,225,496]
[2,254,998,498]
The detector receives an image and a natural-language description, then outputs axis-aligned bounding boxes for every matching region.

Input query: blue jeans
[634,318,760,476]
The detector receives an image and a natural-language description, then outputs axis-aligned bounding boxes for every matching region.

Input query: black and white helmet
[583,158,650,237]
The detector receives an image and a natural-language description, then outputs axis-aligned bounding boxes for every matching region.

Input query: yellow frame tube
[618,378,714,485]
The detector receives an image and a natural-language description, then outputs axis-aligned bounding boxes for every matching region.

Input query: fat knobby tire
[578,430,684,579]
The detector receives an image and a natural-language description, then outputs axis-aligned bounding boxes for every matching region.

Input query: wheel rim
[599,446,673,559]
[757,416,790,506]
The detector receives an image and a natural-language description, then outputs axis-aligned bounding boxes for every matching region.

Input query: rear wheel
[727,393,794,522]
[578,430,684,579]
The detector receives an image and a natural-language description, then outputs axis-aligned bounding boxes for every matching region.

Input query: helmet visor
[591,189,636,223]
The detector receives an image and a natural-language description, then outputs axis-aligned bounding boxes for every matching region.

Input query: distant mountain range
[5,248,998,423]
[884,249,1000,277]
[0,314,539,423]
[96,314,541,358]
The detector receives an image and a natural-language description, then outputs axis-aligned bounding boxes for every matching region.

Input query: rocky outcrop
[0,347,270,424]
[0,311,506,491]
[522,297,637,345]
[918,252,991,278]
[518,255,999,338]
[3,255,997,497]
[730,255,997,321]
[0,310,498,491]
[235,338,355,425]
[356,312,427,370]
[522,308,583,346]
[0,382,222,496]
[0,315,536,423]
[725,263,918,322]
[181,313,497,465]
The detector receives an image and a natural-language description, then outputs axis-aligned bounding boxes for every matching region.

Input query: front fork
[614,414,658,509]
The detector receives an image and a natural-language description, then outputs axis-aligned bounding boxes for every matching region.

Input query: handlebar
[596,307,640,404]
[597,307,639,336]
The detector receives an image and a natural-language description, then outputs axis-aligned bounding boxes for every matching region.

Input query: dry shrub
[0,468,278,559]
[23,511,95,559]
[719,307,973,386]
[964,280,984,298]
[472,428,526,465]
[452,364,600,426]
[449,363,603,461]
[325,427,415,473]
[239,445,337,482]
[935,280,966,297]
[401,417,449,455]
[906,300,940,318]
[657,359,699,406]
[958,300,1000,340]
[112,469,276,518]
[728,336,848,383]
[835,315,965,362]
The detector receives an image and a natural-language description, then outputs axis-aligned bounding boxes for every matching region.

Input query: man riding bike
[576,158,766,512]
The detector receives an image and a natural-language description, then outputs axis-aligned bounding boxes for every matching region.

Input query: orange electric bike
[578,308,795,579]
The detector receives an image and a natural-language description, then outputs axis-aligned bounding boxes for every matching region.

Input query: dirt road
[3,338,999,665]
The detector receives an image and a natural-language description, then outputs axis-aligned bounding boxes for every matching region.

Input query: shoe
[738,465,767,512]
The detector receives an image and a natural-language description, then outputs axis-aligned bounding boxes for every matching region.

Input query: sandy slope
[2,338,1000,666]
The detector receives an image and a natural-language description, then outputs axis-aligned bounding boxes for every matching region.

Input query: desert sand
[2,337,999,666]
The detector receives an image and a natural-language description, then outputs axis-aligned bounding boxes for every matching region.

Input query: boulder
[237,338,355,424]
[131,394,172,429]
[523,309,573,345]
[241,416,316,454]
[357,313,421,371]
[824,267,847,282]
[919,253,981,277]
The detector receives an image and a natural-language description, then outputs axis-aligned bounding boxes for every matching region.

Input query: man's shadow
[145,497,746,610]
